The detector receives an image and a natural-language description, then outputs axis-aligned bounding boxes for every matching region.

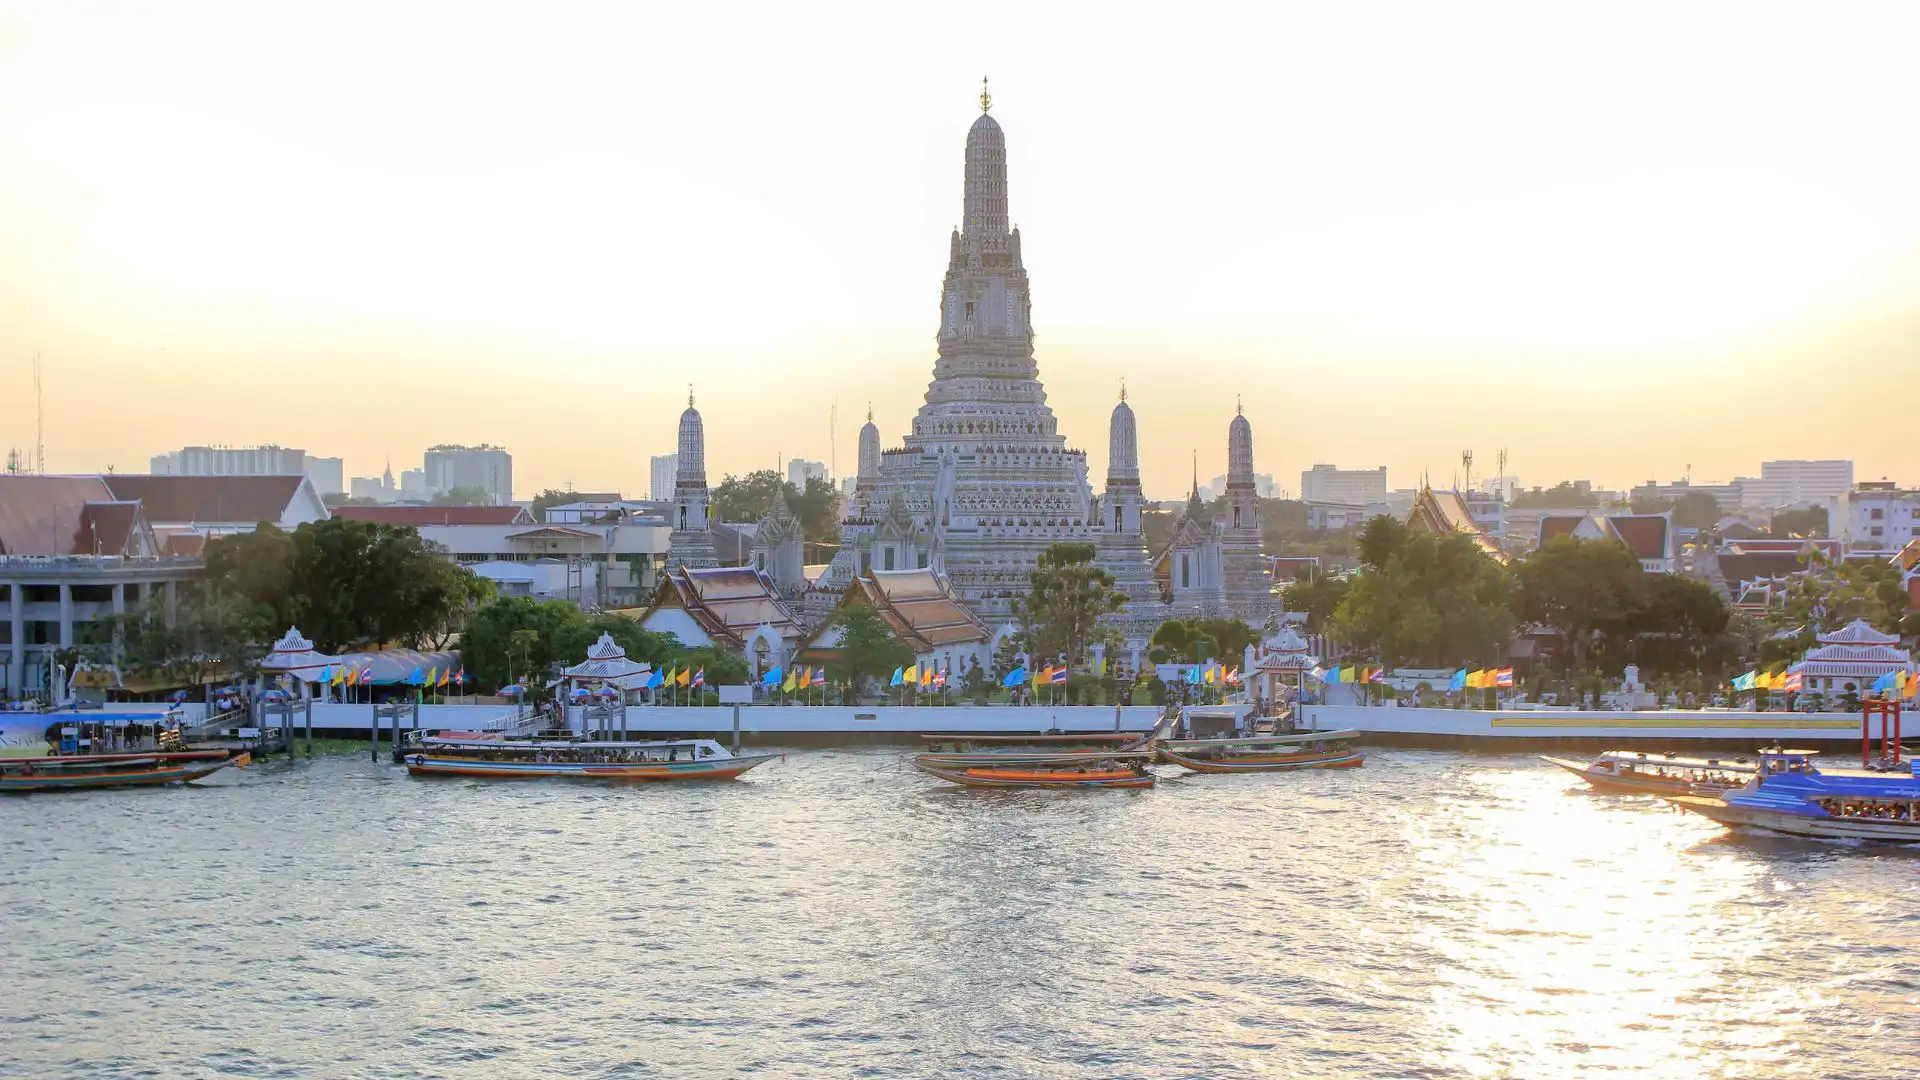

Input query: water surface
[2,748,1914,1078]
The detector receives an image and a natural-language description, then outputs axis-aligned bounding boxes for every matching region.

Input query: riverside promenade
[1302,703,1917,751]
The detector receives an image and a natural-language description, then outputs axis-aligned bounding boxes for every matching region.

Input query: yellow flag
[1467,670,1485,689]
[904,664,918,687]
[424,666,436,688]
[782,669,796,692]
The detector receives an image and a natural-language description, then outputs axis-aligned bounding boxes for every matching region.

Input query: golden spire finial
[1119,378,1127,404]
[1236,394,1243,417]
[866,401,873,423]
[688,384,695,409]
[980,76,992,114]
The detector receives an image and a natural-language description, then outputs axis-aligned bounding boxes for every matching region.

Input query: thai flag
[692,669,705,688]
[1050,667,1068,684]
[1495,668,1515,688]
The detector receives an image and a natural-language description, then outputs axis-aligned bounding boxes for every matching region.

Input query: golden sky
[3,2,1917,500]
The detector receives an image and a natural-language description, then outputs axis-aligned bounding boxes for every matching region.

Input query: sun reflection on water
[1405,765,1819,1079]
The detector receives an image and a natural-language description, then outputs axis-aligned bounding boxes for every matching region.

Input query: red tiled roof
[0,476,117,555]
[332,505,533,526]
[1717,552,1808,584]
[1538,517,1580,543]
[76,501,142,556]
[650,566,803,648]
[104,474,303,526]
[1606,515,1669,561]
[160,531,207,557]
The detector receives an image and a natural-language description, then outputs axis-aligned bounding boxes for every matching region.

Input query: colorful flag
[1494,668,1515,688]
[454,669,466,686]
[693,669,706,688]
[1783,671,1803,693]
[1003,667,1027,687]
[1448,669,1467,692]
[1050,666,1068,684]
[647,669,665,689]
[408,667,424,686]
[675,667,691,688]
[763,665,782,686]
[438,668,451,688]
[1225,667,1241,685]
[811,668,826,687]
[1203,664,1217,685]
[920,666,934,688]
[782,669,796,692]
[1310,665,1326,682]
[1369,668,1385,684]
[904,664,919,687]
[890,667,904,687]
[1324,666,1342,684]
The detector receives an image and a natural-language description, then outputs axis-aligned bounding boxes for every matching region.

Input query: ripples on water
[1,749,1916,1078]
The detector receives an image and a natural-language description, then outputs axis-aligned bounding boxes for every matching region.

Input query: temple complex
[665,391,719,570]
[1091,386,1161,635]
[1152,410,1274,623]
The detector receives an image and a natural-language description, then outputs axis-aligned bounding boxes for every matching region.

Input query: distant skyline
[3,3,1918,500]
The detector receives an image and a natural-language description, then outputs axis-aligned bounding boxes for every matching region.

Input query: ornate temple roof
[1817,618,1900,646]
[1407,486,1504,560]
[647,565,803,649]
[802,569,990,657]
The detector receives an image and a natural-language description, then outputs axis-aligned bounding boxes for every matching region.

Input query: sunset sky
[2,2,1917,501]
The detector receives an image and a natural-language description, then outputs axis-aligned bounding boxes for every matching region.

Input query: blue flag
[1002,667,1026,687]
[889,666,904,687]
[408,667,423,686]
[647,669,665,689]
[1448,669,1467,692]
[762,666,782,686]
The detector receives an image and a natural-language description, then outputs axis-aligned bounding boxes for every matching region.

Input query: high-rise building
[422,444,513,505]
[650,454,679,501]
[1299,464,1388,506]
[149,445,345,498]
[787,458,828,489]
[1738,459,1855,511]
[305,456,345,497]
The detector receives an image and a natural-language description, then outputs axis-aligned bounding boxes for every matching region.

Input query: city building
[649,454,679,501]
[0,475,205,697]
[1630,478,1742,510]
[149,444,345,497]
[1299,464,1387,506]
[1210,473,1279,499]
[465,559,599,603]
[1736,459,1854,512]
[411,520,669,609]
[1302,501,1386,532]
[541,500,654,525]
[423,444,513,505]
[787,458,828,489]
[331,505,533,527]
[1827,481,1920,552]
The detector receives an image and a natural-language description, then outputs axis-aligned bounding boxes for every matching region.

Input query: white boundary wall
[299,703,1164,737]
[1303,704,1918,743]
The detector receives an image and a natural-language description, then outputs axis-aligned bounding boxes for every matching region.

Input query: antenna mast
[1461,449,1474,494]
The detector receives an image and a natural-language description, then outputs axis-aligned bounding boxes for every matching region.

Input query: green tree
[1357,515,1411,570]
[1017,542,1125,668]
[431,485,493,506]
[1140,507,1175,554]
[1631,491,1721,530]
[99,589,261,693]
[1510,482,1600,509]
[530,488,577,520]
[1279,573,1350,634]
[829,603,914,694]
[460,597,587,691]
[1512,536,1645,665]
[1335,531,1513,666]
[790,476,842,546]
[551,613,680,672]
[711,469,787,524]
[1769,507,1828,538]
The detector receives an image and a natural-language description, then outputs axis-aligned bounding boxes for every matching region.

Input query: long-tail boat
[911,751,1157,789]
[0,749,247,793]
[915,730,1159,769]
[401,733,780,781]
[1156,730,1363,773]
[1543,750,1754,795]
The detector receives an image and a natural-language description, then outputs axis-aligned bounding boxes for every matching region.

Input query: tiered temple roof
[645,565,802,649]
[800,568,990,660]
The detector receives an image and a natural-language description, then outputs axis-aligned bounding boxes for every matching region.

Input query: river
[2,748,1915,1078]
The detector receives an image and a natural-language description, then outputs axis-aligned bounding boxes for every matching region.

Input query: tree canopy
[827,603,915,693]
[1017,542,1125,667]
[431,485,493,506]
[712,470,840,546]
[460,598,719,693]
[1769,506,1828,538]
[1630,490,1721,530]
[202,519,486,652]
[1333,530,1514,667]
[1513,536,1734,674]
[1510,482,1601,509]
[1278,573,1350,634]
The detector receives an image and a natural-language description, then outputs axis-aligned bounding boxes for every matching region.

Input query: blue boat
[1669,746,1920,842]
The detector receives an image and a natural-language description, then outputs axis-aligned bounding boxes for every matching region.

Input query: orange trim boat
[0,749,245,793]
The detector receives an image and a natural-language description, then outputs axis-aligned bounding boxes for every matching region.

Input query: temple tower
[1094,385,1162,629]
[1220,400,1271,621]
[665,389,719,570]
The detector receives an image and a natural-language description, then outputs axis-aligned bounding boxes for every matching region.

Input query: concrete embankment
[1302,704,1914,753]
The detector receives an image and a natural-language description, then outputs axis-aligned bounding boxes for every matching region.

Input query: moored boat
[915,729,1158,769]
[1544,750,1755,795]
[1157,730,1364,773]
[400,733,779,781]
[911,751,1157,789]
[0,749,247,793]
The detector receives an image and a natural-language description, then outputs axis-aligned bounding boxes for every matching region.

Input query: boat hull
[1668,795,1920,842]
[0,759,235,793]
[1159,747,1363,773]
[402,753,777,781]
[1542,756,1736,796]
[912,760,1154,789]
